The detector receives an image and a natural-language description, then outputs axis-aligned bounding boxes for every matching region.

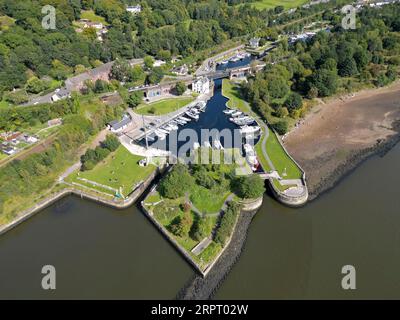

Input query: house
[249,37,260,49]
[51,88,70,102]
[22,134,38,144]
[82,21,104,30]
[126,4,142,14]
[172,64,189,76]
[1,146,17,156]
[0,132,22,142]
[153,60,166,67]
[48,118,63,127]
[107,114,132,133]
[192,77,210,94]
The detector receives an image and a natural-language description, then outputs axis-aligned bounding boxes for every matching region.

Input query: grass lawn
[241,0,308,10]
[67,145,157,197]
[222,79,249,113]
[80,10,108,25]
[266,127,302,179]
[135,97,195,115]
[190,185,231,214]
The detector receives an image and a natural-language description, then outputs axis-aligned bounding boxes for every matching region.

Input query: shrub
[234,174,265,199]
[271,121,288,135]
[101,134,120,152]
[214,202,241,246]
[158,164,194,199]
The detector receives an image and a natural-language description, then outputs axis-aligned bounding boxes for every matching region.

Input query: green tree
[271,121,288,135]
[127,91,143,108]
[284,92,303,112]
[175,81,186,96]
[158,164,194,199]
[235,175,265,199]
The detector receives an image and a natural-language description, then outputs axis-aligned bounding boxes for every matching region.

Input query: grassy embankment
[240,0,308,10]
[0,97,123,225]
[66,145,157,197]
[135,96,195,116]
[222,80,303,190]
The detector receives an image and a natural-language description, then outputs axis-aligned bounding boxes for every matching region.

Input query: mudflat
[284,82,400,198]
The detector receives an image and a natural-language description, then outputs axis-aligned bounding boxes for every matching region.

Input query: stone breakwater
[176,209,257,300]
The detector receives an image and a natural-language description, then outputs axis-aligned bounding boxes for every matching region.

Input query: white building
[51,88,70,102]
[127,5,142,14]
[192,77,210,94]
[107,114,132,133]
[249,37,260,49]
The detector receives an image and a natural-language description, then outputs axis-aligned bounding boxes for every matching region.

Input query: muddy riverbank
[284,82,400,199]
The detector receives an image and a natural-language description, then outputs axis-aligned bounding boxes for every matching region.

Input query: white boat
[169,123,179,130]
[175,119,186,125]
[193,142,200,150]
[204,141,211,148]
[180,116,191,122]
[220,60,229,65]
[213,139,224,150]
[162,126,172,132]
[190,108,200,114]
[230,56,240,62]
[186,111,199,120]
[223,109,235,115]
[232,111,242,117]
[159,128,170,134]
[154,130,166,140]
[197,102,207,112]
[240,126,261,135]
[243,144,259,171]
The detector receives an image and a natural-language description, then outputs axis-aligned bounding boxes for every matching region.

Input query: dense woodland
[242,3,400,133]
[0,0,348,96]
[0,1,399,216]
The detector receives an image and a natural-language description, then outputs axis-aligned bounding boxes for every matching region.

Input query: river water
[1,141,399,299]
[1,56,399,299]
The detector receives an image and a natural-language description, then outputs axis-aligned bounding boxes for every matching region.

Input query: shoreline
[0,167,164,237]
[284,81,400,201]
[308,122,400,201]
[176,209,257,300]
[175,82,400,300]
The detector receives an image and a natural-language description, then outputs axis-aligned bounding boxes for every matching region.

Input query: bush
[190,218,208,241]
[214,202,241,246]
[271,121,288,135]
[175,81,187,96]
[4,90,29,105]
[101,134,120,152]
[234,174,265,199]
[169,212,193,237]
[158,164,194,199]
[284,92,303,112]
